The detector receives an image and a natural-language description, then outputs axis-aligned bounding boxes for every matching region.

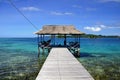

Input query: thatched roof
[35,25,84,35]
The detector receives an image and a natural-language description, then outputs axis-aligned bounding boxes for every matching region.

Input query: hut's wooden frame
[35,25,84,57]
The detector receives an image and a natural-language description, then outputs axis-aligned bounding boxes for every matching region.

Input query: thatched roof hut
[35,25,84,35]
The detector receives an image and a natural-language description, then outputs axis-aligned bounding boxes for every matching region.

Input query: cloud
[64,12,73,15]
[72,5,96,11]
[107,26,120,28]
[20,7,40,11]
[84,25,107,32]
[86,8,96,11]
[84,26,102,32]
[99,0,120,3]
[99,25,106,28]
[51,11,73,16]
[51,12,63,15]
[72,5,82,8]
[84,24,120,32]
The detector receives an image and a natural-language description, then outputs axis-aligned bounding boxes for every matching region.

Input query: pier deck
[36,48,94,80]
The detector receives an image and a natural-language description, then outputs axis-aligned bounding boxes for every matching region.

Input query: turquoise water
[0,38,39,79]
[79,38,120,79]
[80,38,120,56]
[0,38,120,79]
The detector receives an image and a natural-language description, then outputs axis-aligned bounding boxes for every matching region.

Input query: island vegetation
[80,34,120,38]
[57,34,120,38]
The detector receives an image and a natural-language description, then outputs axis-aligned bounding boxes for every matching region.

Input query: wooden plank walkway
[36,48,94,80]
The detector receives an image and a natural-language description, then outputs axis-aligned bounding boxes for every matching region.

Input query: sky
[0,0,120,37]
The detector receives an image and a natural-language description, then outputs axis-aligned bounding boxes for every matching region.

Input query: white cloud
[99,0,120,3]
[86,8,96,11]
[84,26,102,32]
[64,12,73,15]
[51,12,63,15]
[84,24,120,32]
[107,26,120,28]
[84,25,107,32]
[99,25,107,28]
[72,5,96,11]
[51,11,73,16]
[72,5,82,8]
[20,7,40,11]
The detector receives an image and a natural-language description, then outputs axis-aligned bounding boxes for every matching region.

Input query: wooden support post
[54,35,55,45]
[78,35,80,57]
[64,34,66,46]
[77,48,80,57]
[37,35,39,43]
[51,34,54,46]
[79,35,80,48]
[40,35,42,42]
[42,47,45,56]
[48,47,51,53]
[38,47,40,57]
[43,34,44,41]
[37,35,40,57]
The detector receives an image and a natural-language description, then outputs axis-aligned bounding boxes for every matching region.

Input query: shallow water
[79,38,120,80]
[0,38,47,80]
[0,38,120,80]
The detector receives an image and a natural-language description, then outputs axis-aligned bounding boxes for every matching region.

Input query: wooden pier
[36,48,94,80]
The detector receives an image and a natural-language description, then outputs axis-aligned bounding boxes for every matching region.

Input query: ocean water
[79,38,120,79]
[0,38,39,79]
[0,38,120,80]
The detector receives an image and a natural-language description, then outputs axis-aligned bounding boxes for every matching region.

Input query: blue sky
[0,0,120,37]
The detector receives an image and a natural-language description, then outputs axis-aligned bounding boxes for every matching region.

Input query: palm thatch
[35,25,84,35]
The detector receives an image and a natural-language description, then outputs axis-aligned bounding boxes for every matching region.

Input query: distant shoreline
[57,34,120,38]
[80,34,120,38]
[0,34,119,38]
